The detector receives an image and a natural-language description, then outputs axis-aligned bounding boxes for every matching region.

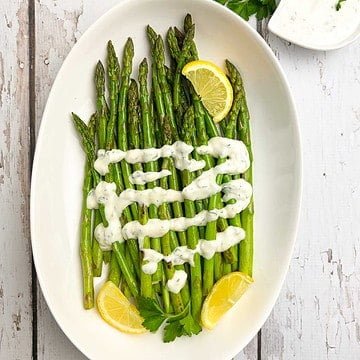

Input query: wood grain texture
[34,1,118,358]
[0,1,33,359]
[34,0,85,358]
[234,336,258,360]
[259,21,360,359]
[34,1,90,358]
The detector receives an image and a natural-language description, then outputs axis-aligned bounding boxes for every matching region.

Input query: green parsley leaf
[137,297,164,318]
[163,321,184,343]
[336,0,346,10]
[137,297,167,332]
[143,315,167,332]
[138,297,202,342]
[163,312,202,342]
[227,0,258,21]
[216,0,277,21]
[180,312,202,336]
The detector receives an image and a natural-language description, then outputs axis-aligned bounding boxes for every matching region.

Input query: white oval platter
[31,0,302,359]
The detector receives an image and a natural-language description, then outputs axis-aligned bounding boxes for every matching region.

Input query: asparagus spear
[80,161,94,308]
[108,253,121,286]
[158,185,185,314]
[88,116,105,276]
[174,26,185,48]
[172,25,195,111]
[92,67,108,276]
[167,27,191,131]
[221,60,247,274]
[158,105,190,308]
[138,58,164,290]
[226,60,254,276]
[117,38,139,220]
[114,39,143,279]
[128,78,153,298]
[95,61,108,149]
[149,79,173,310]
[179,106,203,321]
[155,112,188,312]
[104,40,123,282]
[106,41,120,149]
[183,14,198,59]
[103,251,111,264]
[154,35,179,140]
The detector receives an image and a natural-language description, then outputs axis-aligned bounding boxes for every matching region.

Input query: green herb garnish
[138,297,201,342]
[216,0,278,21]
[336,0,346,10]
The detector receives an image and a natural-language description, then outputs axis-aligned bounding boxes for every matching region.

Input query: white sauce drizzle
[166,270,188,294]
[129,169,171,185]
[141,226,246,275]
[88,178,252,249]
[94,141,206,176]
[87,137,253,293]
[184,137,250,201]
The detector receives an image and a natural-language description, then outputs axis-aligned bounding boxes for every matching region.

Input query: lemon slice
[182,60,233,122]
[201,272,253,330]
[97,281,147,334]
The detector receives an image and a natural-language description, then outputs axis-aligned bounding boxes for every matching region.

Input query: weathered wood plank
[260,21,360,359]
[0,1,33,359]
[34,1,118,358]
[234,336,258,360]
[34,0,88,358]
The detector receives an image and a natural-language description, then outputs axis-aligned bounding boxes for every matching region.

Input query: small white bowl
[269,0,360,51]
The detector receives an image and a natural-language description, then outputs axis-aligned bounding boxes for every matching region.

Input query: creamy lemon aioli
[271,0,360,48]
[94,141,206,176]
[88,137,253,293]
[129,169,171,185]
[88,178,252,247]
[167,270,188,294]
[141,226,246,274]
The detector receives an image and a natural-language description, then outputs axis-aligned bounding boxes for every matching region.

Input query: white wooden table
[1,1,359,359]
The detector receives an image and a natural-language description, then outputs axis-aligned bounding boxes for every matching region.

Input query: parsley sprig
[216,0,278,21]
[138,297,201,342]
[336,0,346,10]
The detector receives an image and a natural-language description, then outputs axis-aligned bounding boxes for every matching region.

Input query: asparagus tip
[96,59,104,69]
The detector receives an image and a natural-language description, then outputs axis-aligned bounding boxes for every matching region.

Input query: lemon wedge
[97,281,147,334]
[201,272,253,330]
[182,60,233,122]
